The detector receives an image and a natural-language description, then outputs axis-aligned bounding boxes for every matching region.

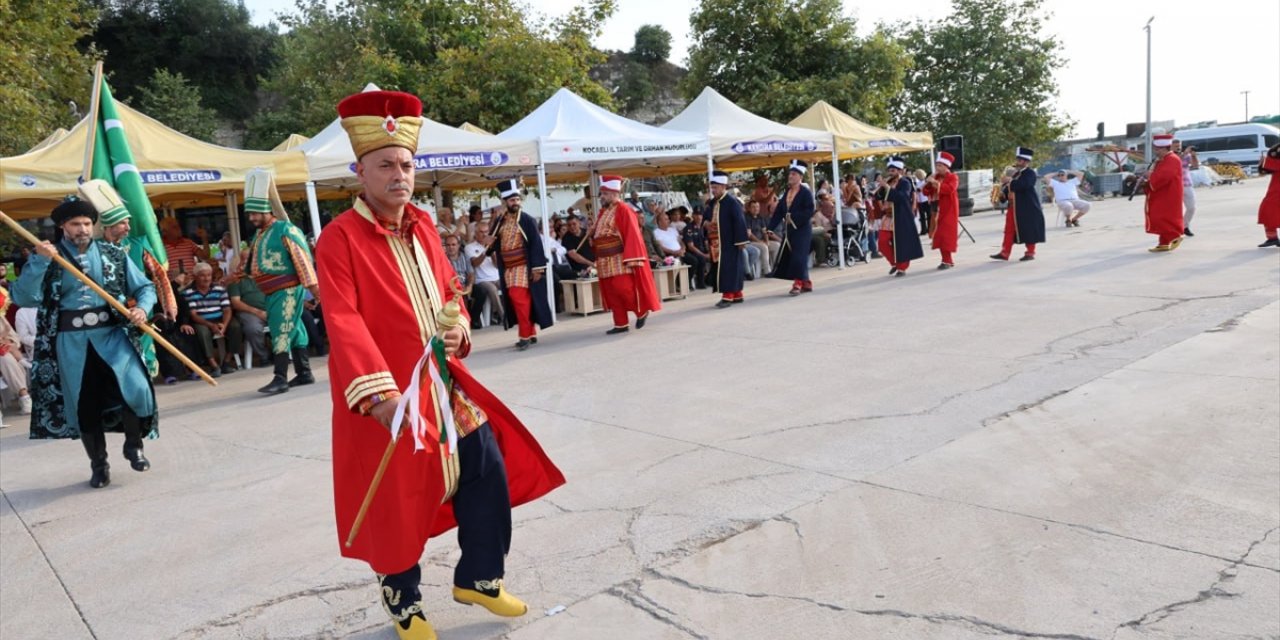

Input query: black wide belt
[59,307,120,332]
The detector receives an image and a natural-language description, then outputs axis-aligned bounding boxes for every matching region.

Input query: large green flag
[89,78,168,268]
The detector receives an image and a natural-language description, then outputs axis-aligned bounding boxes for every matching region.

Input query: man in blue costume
[876,156,924,277]
[13,197,158,488]
[768,160,816,296]
[706,170,749,307]
[487,179,552,351]
[991,146,1046,262]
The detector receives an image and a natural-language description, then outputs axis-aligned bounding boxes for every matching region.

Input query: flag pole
[81,62,105,183]
[0,210,218,387]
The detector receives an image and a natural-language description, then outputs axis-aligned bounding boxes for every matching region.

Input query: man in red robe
[316,90,565,640]
[1257,143,1280,248]
[590,175,661,334]
[1144,133,1185,252]
[929,151,960,269]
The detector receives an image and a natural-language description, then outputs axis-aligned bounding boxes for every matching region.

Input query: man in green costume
[237,169,321,394]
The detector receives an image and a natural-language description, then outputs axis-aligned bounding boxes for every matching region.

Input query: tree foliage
[617,61,656,114]
[0,0,98,156]
[91,0,279,120]
[632,24,672,64]
[245,0,616,149]
[890,0,1072,169]
[682,0,910,126]
[136,69,220,141]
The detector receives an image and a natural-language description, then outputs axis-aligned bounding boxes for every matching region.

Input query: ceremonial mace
[0,210,218,386]
[345,278,467,548]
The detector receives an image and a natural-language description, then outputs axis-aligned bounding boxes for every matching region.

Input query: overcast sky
[246,1,1280,139]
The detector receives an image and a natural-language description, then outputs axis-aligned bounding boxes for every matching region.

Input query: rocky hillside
[590,51,688,125]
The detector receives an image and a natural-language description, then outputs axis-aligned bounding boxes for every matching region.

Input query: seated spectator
[681,209,710,289]
[670,206,689,233]
[183,262,243,378]
[14,306,36,361]
[464,221,503,328]
[812,192,836,265]
[436,206,470,243]
[745,200,775,276]
[652,211,685,261]
[160,217,210,277]
[443,234,481,329]
[1045,169,1091,226]
[301,288,327,357]
[560,215,596,278]
[155,280,202,384]
[0,315,31,414]
[228,274,270,365]
[214,231,239,276]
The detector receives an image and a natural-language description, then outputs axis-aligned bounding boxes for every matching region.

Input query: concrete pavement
[2,177,1277,640]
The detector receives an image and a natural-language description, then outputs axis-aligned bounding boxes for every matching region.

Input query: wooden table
[653,264,691,301]
[560,278,604,316]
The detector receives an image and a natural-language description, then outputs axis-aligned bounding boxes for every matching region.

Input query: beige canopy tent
[458,122,492,135]
[0,101,309,220]
[788,101,933,159]
[272,134,311,151]
[26,128,71,153]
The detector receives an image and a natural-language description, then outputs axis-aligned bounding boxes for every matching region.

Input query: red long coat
[1259,154,1280,228]
[1144,153,1184,238]
[930,171,959,253]
[316,198,565,574]
[593,201,661,317]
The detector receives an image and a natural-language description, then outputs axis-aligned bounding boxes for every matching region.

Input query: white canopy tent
[290,83,541,236]
[497,87,710,311]
[660,87,859,267]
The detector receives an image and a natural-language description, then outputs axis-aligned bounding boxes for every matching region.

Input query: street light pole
[1242,90,1251,121]
[1144,16,1154,162]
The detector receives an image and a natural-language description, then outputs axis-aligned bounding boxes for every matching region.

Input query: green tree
[246,0,616,147]
[632,24,672,64]
[682,0,910,126]
[617,60,656,114]
[890,0,1072,170]
[91,0,279,121]
[0,0,98,156]
[136,69,220,141]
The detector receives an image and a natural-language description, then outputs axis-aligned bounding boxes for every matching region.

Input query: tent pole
[305,180,322,240]
[224,190,241,252]
[589,167,600,224]
[432,171,443,214]
[832,137,844,270]
[536,140,554,318]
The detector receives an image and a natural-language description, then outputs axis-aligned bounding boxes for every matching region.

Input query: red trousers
[600,275,646,328]
[940,249,954,265]
[1266,226,1278,240]
[878,230,910,271]
[1000,212,1036,257]
[721,290,744,301]
[1155,232,1181,245]
[507,286,535,339]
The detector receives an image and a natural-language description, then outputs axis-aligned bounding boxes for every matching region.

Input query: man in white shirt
[464,220,503,326]
[1045,170,1091,227]
[652,211,685,259]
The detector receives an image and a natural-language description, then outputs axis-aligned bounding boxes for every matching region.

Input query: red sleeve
[1148,155,1180,191]
[940,173,958,198]
[315,222,400,413]
[614,203,648,265]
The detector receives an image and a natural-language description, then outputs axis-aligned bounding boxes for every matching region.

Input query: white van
[1174,123,1280,168]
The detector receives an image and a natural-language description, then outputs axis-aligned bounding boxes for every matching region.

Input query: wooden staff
[345,279,465,548]
[0,210,218,387]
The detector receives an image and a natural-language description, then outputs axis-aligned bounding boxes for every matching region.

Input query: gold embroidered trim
[345,372,398,408]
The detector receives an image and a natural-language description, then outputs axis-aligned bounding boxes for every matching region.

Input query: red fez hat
[337,91,424,159]
[937,151,955,167]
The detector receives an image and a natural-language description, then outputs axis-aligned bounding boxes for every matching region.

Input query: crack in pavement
[648,569,1101,640]
[608,579,708,640]
[1111,526,1280,638]
[0,488,99,640]
[171,578,372,639]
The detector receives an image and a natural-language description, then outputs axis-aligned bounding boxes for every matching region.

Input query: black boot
[81,430,110,489]
[288,348,315,387]
[258,353,291,394]
[121,414,151,472]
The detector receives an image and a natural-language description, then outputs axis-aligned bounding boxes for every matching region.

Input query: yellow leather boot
[452,579,528,617]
